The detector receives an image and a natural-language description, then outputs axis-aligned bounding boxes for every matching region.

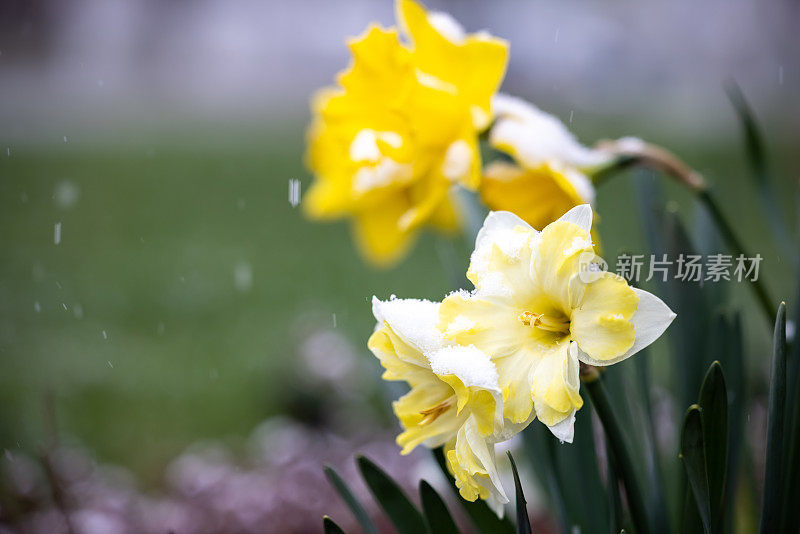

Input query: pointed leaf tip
[419,480,459,534]
[323,464,378,534]
[323,515,347,534]
[681,405,710,533]
[357,455,427,534]
[506,451,532,534]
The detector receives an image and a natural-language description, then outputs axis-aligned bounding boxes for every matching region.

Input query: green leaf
[419,480,460,534]
[323,465,378,534]
[552,405,610,534]
[356,455,428,534]
[521,427,569,532]
[432,448,514,534]
[606,438,624,533]
[724,81,795,264]
[584,375,651,534]
[634,351,670,534]
[759,302,787,534]
[783,301,800,532]
[323,515,347,534]
[681,405,710,533]
[697,362,728,533]
[506,452,532,534]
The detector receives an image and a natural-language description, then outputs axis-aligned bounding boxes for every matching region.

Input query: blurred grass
[0,121,796,487]
[0,136,459,485]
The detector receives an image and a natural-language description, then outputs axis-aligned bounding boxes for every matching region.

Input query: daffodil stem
[591,142,777,326]
[583,372,651,534]
[695,189,777,322]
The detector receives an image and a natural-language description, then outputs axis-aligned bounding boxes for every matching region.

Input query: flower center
[419,397,455,426]
[519,310,571,334]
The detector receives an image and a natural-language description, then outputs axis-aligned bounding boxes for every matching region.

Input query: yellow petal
[532,219,595,311]
[570,273,638,361]
[427,192,461,232]
[367,324,433,385]
[437,375,499,437]
[444,420,508,509]
[353,199,417,266]
[396,0,508,129]
[480,161,588,230]
[439,291,526,358]
[530,341,583,415]
[395,383,461,454]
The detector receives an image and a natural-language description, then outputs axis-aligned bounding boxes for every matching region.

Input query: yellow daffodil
[368,296,515,514]
[481,94,611,231]
[438,205,675,441]
[305,0,509,266]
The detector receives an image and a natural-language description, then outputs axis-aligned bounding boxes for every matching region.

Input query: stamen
[519,310,570,334]
[419,398,455,425]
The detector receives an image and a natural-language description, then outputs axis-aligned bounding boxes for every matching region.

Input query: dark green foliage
[323,516,347,534]
[760,303,787,534]
[323,465,378,534]
[419,480,460,534]
[356,455,428,534]
[507,452,532,534]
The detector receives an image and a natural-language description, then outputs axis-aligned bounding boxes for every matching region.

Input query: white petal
[428,345,500,392]
[371,296,444,354]
[490,94,612,169]
[546,410,576,443]
[463,419,509,503]
[576,288,676,367]
[554,204,593,234]
[470,211,535,280]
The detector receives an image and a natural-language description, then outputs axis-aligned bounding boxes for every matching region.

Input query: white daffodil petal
[576,288,676,367]
[469,211,536,281]
[463,419,509,503]
[546,410,576,443]
[428,345,500,392]
[372,296,444,354]
[490,93,611,169]
[554,204,593,235]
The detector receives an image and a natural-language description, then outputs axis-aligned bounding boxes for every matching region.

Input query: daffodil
[438,205,675,441]
[481,94,611,231]
[368,296,517,514]
[305,0,509,266]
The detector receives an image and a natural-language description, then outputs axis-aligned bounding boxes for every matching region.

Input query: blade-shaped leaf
[356,455,427,534]
[521,427,569,532]
[419,480,460,534]
[548,405,610,534]
[759,302,786,534]
[606,438,624,533]
[432,448,514,534]
[782,264,800,532]
[323,515,347,534]
[724,81,795,264]
[634,350,670,534]
[506,452,532,534]
[698,362,728,533]
[323,465,378,534]
[681,405,710,533]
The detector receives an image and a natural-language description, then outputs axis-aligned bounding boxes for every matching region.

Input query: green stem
[696,189,776,323]
[590,144,777,326]
[583,370,651,534]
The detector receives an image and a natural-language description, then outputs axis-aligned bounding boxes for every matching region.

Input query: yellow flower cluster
[369,205,675,513]
[304,0,508,265]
